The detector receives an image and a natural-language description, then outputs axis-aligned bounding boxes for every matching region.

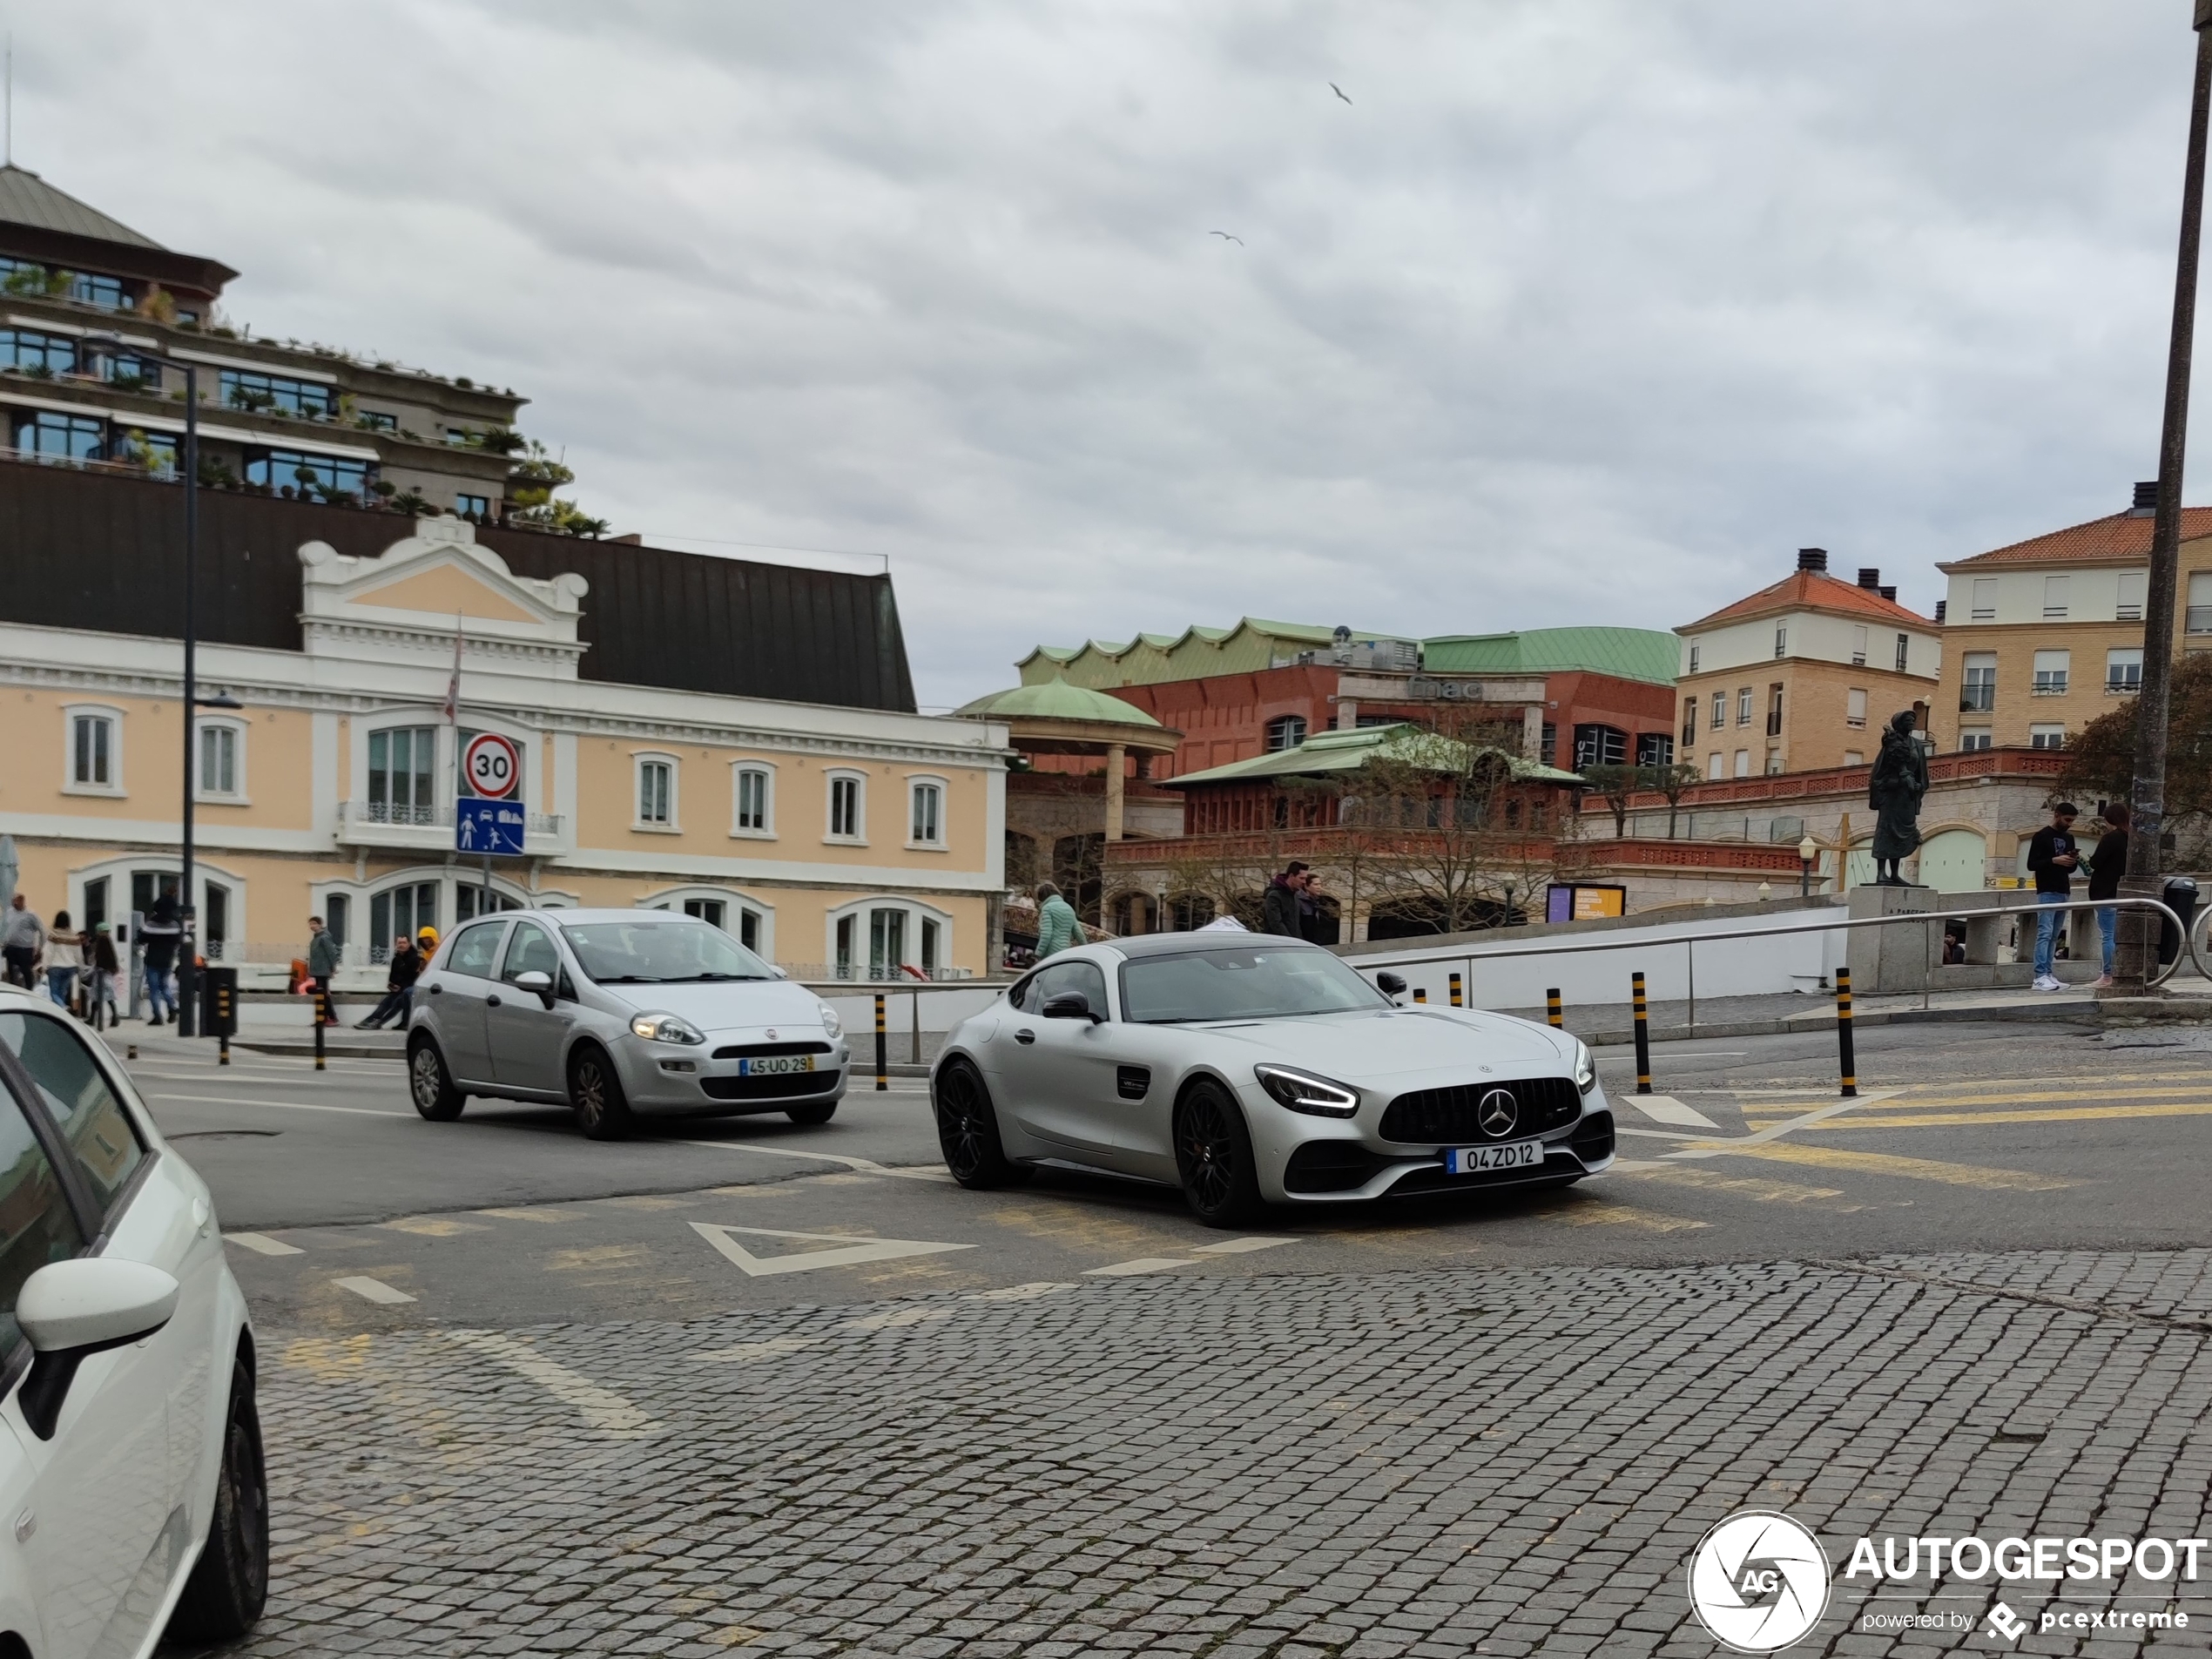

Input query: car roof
[1091,931,1328,961]
[467,908,714,926]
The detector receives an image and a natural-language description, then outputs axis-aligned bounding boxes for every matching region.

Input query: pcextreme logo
[1687,1511,1831,1653]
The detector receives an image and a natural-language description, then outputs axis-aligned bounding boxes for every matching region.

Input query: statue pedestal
[1846,882,1939,995]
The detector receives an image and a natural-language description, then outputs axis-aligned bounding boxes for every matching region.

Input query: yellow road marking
[476,1206,570,1224]
[1617,1164,1858,1207]
[380,1216,489,1238]
[1764,1101,2212,1132]
[1545,1201,1710,1231]
[1713,1143,2072,1190]
[1867,1082,2212,1109]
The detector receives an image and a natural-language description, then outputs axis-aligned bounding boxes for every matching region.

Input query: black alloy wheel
[1175,1081,1261,1227]
[408,1037,465,1121]
[933,1059,1029,1188]
[570,1047,634,1141]
[165,1360,270,1642]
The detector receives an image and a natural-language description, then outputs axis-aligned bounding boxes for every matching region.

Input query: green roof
[1017,617,1406,690]
[1161,723,1585,788]
[1420,627,1678,686]
[954,677,1163,726]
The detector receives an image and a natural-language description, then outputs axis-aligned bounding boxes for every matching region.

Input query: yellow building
[1932,488,2212,752]
[0,509,1008,982]
[1673,549,1940,778]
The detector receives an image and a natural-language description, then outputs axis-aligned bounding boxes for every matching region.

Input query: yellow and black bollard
[1448,972,1463,1008]
[1630,970,1652,1095]
[1546,987,1564,1028]
[1836,966,1857,1098]
[874,992,888,1091]
[1413,988,1427,1004]
[314,988,328,1071]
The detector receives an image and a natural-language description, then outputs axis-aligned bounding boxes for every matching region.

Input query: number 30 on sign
[462,732,520,799]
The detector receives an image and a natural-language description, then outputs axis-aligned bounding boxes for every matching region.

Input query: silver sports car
[930,934,1615,1225]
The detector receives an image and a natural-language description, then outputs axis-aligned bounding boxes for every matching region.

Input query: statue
[1866,709,1929,886]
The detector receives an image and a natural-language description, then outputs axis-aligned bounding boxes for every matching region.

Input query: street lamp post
[2116,3,2212,995]
[1798,835,1817,898]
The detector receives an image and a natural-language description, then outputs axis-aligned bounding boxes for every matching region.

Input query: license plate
[737,1055,815,1076]
[1443,1139,1545,1175]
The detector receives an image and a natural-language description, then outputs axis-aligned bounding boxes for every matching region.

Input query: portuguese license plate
[737,1055,815,1076]
[1443,1139,1544,1175]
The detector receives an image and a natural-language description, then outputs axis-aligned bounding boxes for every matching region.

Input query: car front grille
[701,1070,841,1101]
[1379,1076,1581,1144]
[711,1041,833,1060]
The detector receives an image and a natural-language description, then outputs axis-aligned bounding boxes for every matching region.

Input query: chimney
[2132,481,2159,517]
[1879,585,1898,602]
[1857,567,1881,590]
[1796,548,1828,572]
[1934,600,1947,624]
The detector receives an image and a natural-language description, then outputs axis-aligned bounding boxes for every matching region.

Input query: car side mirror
[515,969,556,1008]
[17,1258,179,1440]
[1376,972,1406,996]
[771,966,790,980]
[1042,990,1101,1022]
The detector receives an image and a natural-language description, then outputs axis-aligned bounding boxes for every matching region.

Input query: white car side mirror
[17,1258,179,1440]
[771,966,789,980]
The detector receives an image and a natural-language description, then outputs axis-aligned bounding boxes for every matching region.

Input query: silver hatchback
[405,907,850,1139]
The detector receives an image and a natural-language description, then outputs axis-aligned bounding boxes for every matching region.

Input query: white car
[0,988,265,1657]
[931,935,1615,1225]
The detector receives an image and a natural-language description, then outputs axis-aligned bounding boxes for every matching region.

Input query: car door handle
[486,995,502,1008]
[1015,1028,1035,1045]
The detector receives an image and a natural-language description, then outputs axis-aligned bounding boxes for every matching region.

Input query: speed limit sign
[462,732,520,799]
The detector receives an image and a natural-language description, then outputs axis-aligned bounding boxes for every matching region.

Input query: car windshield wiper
[593,973,668,983]
[664,972,771,982]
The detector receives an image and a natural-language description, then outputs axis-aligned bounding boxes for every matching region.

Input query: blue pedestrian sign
[456,795,526,856]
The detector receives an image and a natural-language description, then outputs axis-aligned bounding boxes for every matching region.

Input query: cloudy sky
[21,3,2209,705]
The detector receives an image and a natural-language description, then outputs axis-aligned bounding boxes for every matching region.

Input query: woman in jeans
[84,922,120,1028]
[37,910,84,1012]
[2087,803,2130,988]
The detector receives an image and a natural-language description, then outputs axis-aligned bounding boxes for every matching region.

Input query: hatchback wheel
[933,1059,1029,1188]
[570,1047,634,1141]
[165,1360,268,1642]
[408,1037,465,1121]
[786,1100,838,1125]
[1176,1081,1262,1227]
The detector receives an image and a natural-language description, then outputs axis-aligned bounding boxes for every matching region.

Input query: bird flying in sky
[1210,230,1244,245]
[1331,82,1352,105]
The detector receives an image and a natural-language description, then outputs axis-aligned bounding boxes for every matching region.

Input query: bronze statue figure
[1866,709,1929,886]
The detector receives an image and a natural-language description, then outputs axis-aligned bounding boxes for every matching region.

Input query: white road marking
[672,1138,954,1183]
[1190,1237,1298,1255]
[964,1282,1075,1301]
[224,1231,303,1257]
[1665,1088,1905,1158]
[443,1329,662,1439]
[1629,1095,1721,1129]
[688,1221,974,1278]
[840,1305,955,1332]
[150,1093,410,1119]
[689,1336,825,1363]
[332,1275,415,1305]
[1083,1257,1200,1276]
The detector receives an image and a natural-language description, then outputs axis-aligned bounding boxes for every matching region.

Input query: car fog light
[1254,1063,1360,1118]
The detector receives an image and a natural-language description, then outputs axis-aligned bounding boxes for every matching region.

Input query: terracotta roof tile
[1942,507,2212,570]
[1679,570,1930,634]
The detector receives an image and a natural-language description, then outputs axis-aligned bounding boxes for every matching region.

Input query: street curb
[228,1041,938,1077]
[1581,999,2125,1048]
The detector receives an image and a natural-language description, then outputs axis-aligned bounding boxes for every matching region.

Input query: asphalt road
[107,1012,2212,1333]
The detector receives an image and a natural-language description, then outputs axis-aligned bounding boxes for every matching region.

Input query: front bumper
[613,1035,852,1116]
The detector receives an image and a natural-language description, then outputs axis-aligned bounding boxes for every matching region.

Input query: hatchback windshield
[560,920,774,984]
[1119,947,1389,1023]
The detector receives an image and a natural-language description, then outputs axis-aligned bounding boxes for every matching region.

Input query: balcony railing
[336,800,563,838]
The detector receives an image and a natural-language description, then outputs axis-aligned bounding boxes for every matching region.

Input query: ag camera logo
[1689,1511,1831,1652]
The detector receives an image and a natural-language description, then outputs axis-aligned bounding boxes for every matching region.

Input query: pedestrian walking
[85,922,119,1028]
[2087,801,2130,988]
[37,911,83,1010]
[1261,861,1310,938]
[2,893,44,988]
[357,934,422,1028]
[2026,801,2081,991]
[307,915,341,1023]
[1033,882,1086,959]
[140,891,181,1023]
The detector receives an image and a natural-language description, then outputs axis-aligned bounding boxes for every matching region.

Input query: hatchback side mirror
[17,1258,179,1440]
[1376,972,1407,996]
[514,969,556,1008]
[1042,991,1101,1022]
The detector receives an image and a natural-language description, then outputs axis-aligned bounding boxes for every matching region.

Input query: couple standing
[1261,861,1329,941]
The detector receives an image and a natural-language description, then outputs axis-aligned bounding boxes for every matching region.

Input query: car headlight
[1254,1063,1360,1118]
[1573,1039,1596,1095]
[819,1003,842,1039]
[630,1011,705,1045]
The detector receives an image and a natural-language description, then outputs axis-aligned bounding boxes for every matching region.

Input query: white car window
[0,1011,146,1214]
[0,1085,88,1357]
[1119,947,1388,1024]
[1028,960,1108,1016]
[446,922,508,979]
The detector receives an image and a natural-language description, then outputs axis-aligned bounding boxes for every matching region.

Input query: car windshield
[559,921,774,984]
[1119,947,1390,1023]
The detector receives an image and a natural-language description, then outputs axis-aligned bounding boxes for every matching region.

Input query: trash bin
[2161,877,2198,967]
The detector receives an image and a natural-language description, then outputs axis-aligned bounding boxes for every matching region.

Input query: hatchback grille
[701,1071,840,1101]
[1379,1076,1581,1144]
[711,1041,833,1060]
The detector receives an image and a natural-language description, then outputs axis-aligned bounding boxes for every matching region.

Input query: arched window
[1265,715,1308,752]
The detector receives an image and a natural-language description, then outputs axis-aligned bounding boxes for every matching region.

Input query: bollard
[126,1042,138,1061]
[1836,966,1857,1098]
[314,989,327,1071]
[1630,971,1652,1095]
[874,992,888,1091]
[1413,988,1427,1004]
[1546,987,1563,1028]
[1448,972,1463,1008]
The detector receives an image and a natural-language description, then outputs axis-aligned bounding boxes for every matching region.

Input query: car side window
[1030,960,1109,1016]
[501,922,561,985]
[1007,974,1039,1014]
[0,1011,146,1213]
[0,1086,89,1357]
[447,923,507,979]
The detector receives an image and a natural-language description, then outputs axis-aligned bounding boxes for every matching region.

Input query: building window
[637,758,676,827]
[1846,688,1868,728]
[15,408,102,463]
[1844,751,1865,767]
[734,765,772,834]
[1736,687,1753,726]
[112,427,177,476]
[0,327,76,374]
[1573,725,1627,769]
[1635,732,1674,768]
[1961,653,1996,712]
[2107,648,2144,693]
[2042,576,2069,619]
[357,409,398,432]
[1765,685,1784,738]
[2032,651,2069,696]
[2029,725,2067,750]
[455,493,489,517]
[1264,715,1308,752]
[827,772,865,840]
[1733,750,1750,779]
[1960,730,1993,752]
[1710,691,1725,730]
[198,722,240,798]
[1894,633,1910,673]
[1765,753,1784,775]
[368,726,437,824]
[1688,644,1700,673]
[1707,752,1723,780]
[69,272,127,309]
[2189,572,2212,634]
[370,882,439,961]
[221,368,336,421]
[1851,625,1868,666]
[70,711,117,789]
[2118,570,2148,622]
[910,779,945,846]
[1680,699,1696,747]
[1971,577,1997,622]
[1774,626,1787,660]
[244,448,374,500]
[1541,723,1558,765]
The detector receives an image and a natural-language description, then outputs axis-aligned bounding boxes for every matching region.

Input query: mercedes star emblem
[1478,1088,1518,1136]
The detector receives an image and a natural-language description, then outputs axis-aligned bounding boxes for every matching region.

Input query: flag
[442,612,462,724]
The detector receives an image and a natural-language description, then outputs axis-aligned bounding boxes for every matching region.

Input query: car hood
[1185,1006,1570,1081]
[594,978,832,1035]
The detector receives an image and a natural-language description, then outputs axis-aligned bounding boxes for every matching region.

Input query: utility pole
[2116,3,2212,994]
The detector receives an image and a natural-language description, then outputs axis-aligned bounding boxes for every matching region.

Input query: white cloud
[18,2,2206,704]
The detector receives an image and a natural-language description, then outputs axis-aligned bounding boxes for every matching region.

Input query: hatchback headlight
[630,1011,705,1045]
[819,1003,842,1039]
[1254,1063,1360,1118]
[1573,1039,1596,1095]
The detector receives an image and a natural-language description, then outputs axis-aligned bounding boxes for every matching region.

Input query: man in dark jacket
[2025,802,2080,991]
[2086,802,2129,987]
[357,934,422,1028]
[1261,862,1310,937]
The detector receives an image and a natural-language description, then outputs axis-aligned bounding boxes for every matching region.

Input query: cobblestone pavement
[170,1247,2212,1658]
